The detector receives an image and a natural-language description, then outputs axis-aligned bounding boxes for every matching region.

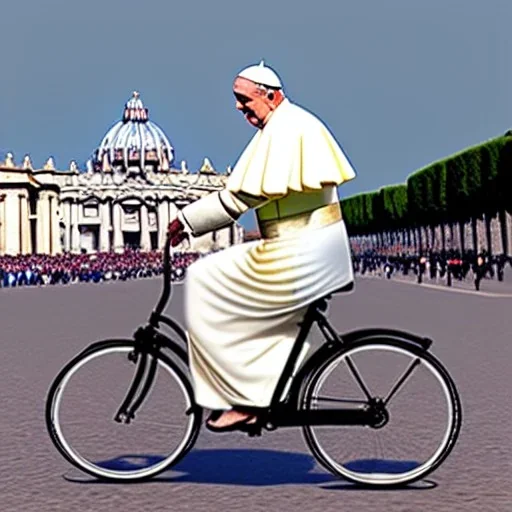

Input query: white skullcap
[236,60,283,89]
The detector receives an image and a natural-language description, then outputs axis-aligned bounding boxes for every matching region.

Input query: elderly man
[168,60,356,432]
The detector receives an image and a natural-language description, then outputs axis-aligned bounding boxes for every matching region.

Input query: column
[476,217,485,252]
[140,203,151,251]
[63,200,71,252]
[99,200,111,252]
[71,199,81,253]
[113,202,123,253]
[48,195,54,254]
[18,194,24,254]
[158,199,169,249]
[489,215,505,254]
[507,211,512,256]
[5,192,20,255]
[50,194,62,255]
[36,191,50,254]
[168,200,178,225]
[237,224,244,244]
[19,192,31,254]
[0,194,5,254]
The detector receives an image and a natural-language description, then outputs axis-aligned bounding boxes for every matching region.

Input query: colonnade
[58,197,238,253]
[0,190,242,256]
[0,189,60,255]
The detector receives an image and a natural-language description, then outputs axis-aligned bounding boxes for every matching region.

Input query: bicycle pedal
[245,424,262,437]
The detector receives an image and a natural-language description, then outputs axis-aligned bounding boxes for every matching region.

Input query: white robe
[184,98,356,410]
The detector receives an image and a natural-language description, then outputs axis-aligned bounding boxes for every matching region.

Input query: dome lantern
[91,91,174,173]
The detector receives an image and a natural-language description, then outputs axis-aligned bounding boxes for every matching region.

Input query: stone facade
[0,92,244,256]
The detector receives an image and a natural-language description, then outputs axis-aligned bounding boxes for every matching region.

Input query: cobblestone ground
[0,276,510,512]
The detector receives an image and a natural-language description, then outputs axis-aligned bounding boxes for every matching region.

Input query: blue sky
[1,0,510,229]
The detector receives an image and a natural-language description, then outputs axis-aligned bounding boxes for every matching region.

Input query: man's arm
[176,189,270,237]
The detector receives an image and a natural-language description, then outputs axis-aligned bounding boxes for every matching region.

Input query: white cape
[227,98,356,198]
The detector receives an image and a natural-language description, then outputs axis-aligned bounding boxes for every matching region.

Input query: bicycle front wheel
[46,339,202,482]
[300,335,462,487]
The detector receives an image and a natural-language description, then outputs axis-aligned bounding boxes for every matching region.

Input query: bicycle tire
[299,332,462,487]
[46,338,203,482]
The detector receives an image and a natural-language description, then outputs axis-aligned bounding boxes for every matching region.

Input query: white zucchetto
[236,60,283,89]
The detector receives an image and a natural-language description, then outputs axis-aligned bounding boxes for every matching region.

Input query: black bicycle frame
[114,237,189,424]
[115,234,431,429]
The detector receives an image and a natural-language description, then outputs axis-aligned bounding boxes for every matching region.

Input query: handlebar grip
[153,233,173,317]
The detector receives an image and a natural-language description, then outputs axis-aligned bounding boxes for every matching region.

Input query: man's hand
[168,215,190,247]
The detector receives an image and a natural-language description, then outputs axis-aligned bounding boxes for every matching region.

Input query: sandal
[205,414,258,433]
[206,410,223,423]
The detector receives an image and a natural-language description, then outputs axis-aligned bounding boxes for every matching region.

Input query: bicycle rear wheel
[300,334,461,487]
[46,339,202,482]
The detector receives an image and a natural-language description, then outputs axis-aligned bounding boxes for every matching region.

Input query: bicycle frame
[115,234,432,430]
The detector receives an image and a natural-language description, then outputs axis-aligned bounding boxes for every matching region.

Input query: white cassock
[179,98,356,410]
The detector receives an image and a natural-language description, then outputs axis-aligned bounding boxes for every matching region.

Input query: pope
[168,60,356,432]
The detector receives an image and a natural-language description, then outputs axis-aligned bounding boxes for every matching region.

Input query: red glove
[168,217,189,247]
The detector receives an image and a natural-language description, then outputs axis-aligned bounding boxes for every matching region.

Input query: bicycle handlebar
[152,233,173,317]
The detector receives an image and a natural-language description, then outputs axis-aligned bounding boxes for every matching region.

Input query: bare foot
[207,410,257,429]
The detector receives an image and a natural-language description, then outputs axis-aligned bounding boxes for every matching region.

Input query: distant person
[474,254,485,291]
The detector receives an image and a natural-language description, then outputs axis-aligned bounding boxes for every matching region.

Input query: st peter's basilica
[0,91,244,256]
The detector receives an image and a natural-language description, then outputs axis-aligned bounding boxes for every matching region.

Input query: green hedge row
[341,133,512,235]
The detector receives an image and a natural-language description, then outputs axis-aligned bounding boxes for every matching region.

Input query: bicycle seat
[331,281,354,294]
[310,281,354,311]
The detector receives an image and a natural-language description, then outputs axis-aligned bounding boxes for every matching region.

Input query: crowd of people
[2,243,511,293]
[352,247,512,291]
[0,249,202,289]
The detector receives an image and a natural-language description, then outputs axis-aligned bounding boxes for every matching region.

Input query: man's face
[232,77,274,128]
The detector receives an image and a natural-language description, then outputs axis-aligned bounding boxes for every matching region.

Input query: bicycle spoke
[384,357,421,405]
[345,356,373,400]
[375,429,385,462]
[314,395,368,405]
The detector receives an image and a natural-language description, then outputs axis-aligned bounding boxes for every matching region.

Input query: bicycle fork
[114,326,159,424]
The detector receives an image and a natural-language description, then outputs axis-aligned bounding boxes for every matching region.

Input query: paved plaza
[0,276,510,512]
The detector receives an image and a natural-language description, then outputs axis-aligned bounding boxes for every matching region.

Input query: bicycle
[46,234,462,487]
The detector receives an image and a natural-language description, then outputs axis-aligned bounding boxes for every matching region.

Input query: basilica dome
[91,91,174,172]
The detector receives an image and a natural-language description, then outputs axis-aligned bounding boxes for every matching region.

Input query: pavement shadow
[63,448,437,490]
